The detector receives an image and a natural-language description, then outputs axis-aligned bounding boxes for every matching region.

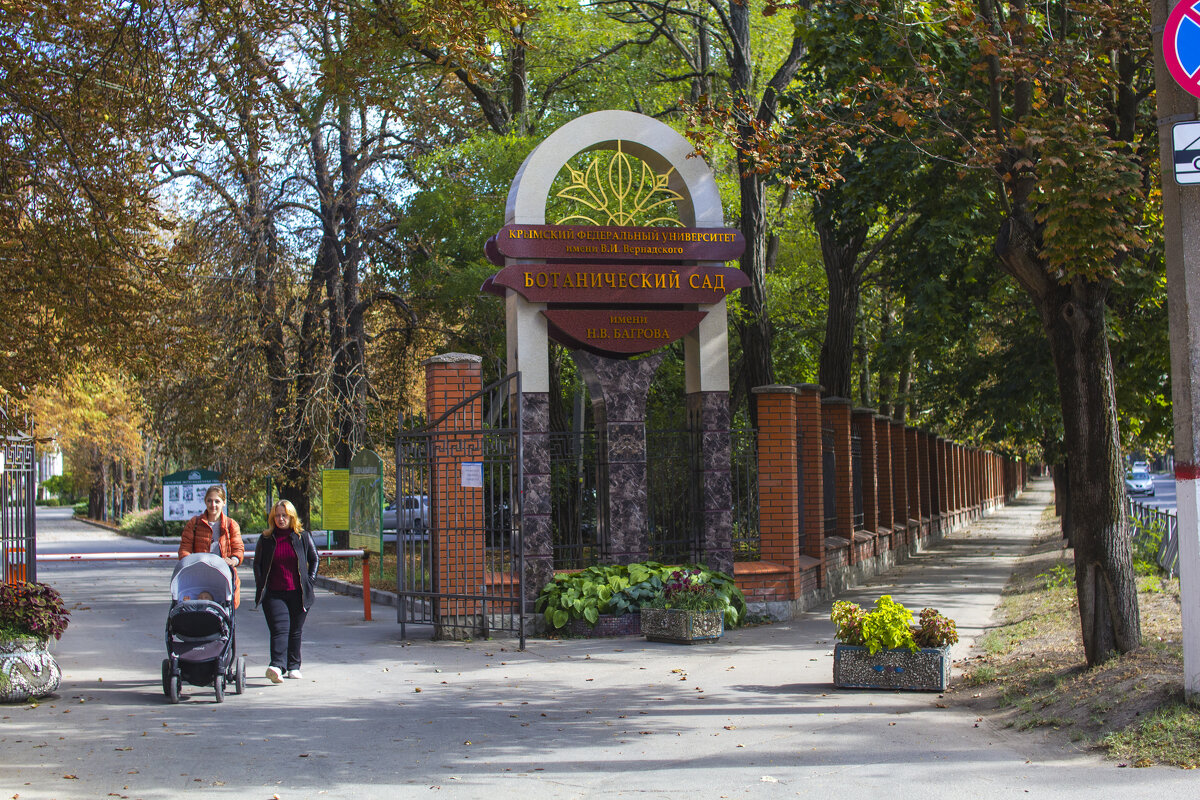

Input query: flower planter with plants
[830,596,957,692]
[535,561,746,638]
[0,582,71,703]
[641,568,727,644]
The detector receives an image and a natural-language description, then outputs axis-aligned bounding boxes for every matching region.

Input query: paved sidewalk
[3,483,1195,799]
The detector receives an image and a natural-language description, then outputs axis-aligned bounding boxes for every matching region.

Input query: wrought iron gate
[2,435,37,584]
[395,374,524,648]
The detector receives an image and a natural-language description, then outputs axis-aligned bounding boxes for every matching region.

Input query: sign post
[1156,0,1200,704]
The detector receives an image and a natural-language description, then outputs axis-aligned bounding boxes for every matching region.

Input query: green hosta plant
[536,561,747,630]
[831,596,957,655]
[0,582,70,642]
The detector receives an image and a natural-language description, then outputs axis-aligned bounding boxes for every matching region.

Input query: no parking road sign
[1164,1,1200,98]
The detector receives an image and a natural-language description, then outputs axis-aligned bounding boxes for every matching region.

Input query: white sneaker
[266,665,284,683]
[284,669,302,679]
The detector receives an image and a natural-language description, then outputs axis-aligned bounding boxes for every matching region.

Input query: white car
[1125,470,1155,497]
[383,494,429,533]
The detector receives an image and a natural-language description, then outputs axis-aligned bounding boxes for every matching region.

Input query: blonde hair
[266,499,302,536]
[204,485,226,502]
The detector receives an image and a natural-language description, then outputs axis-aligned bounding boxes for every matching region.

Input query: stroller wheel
[234,656,246,695]
[214,673,225,703]
[163,660,180,704]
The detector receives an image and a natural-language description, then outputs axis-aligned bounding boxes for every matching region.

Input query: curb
[313,574,400,609]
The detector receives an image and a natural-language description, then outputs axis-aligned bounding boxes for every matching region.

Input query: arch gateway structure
[482,110,747,600]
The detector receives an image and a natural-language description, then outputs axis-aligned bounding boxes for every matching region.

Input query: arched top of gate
[504,110,724,229]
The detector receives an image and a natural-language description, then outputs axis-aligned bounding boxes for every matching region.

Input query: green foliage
[1103,701,1200,769]
[118,509,184,539]
[40,473,82,503]
[0,582,70,641]
[35,498,60,507]
[535,561,747,631]
[832,596,958,655]
[1039,563,1076,590]
[72,500,88,517]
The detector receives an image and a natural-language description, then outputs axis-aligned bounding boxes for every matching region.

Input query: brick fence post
[751,386,801,600]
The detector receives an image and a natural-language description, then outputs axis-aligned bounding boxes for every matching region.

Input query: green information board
[348,450,382,554]
[321,469,350,531]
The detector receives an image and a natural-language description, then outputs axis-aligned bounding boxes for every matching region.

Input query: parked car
[1125,469,1155,497]
[383,494,430,533]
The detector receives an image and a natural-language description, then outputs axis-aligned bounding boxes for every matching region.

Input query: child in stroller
[162,552,247,703]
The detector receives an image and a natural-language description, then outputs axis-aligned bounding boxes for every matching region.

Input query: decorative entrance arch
[484,111,740,600]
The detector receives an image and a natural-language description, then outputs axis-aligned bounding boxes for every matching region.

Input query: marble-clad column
[574,351,666,564]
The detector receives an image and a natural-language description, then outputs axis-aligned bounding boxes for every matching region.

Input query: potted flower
[0,581,70,702]
[640,568,726,644]
[830,595,958,691]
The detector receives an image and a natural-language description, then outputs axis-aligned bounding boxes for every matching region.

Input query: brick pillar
[853,409,879,537]
[752,386,800,598]
[689,391,733,575]
[891,421,908,546]
[823,398,854,564]
[424,354,485,639]
[906,428,922,540]
[874,416,893,535]
[917,431,932,523]
[797,385,826,587]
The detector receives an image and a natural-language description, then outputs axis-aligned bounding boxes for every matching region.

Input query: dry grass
[948,507,1199,768]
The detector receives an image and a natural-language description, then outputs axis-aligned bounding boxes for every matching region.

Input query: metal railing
[1127,499,1179,578]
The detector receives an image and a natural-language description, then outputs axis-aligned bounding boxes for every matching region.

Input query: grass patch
[949,504,1199,768]
[1103,700,1200,769]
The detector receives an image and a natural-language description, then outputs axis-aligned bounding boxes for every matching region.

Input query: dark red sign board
[543,309,707,357]
[484,262,748,304]
[490,224,744,264]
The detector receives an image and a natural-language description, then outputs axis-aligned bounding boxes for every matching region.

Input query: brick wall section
[424,354,484,626]
[748,386,801,600]
[890,421,908,547]
[917,431,932,522]
[874,416,893,534]
[905,427,921,539]
[852,409,878,537]
[823,398,854,564]
[797,385,826,587]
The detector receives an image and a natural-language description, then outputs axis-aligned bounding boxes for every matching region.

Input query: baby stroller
[162,552,246,703]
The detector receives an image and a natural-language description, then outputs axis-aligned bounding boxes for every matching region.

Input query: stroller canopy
[171,552,234,604]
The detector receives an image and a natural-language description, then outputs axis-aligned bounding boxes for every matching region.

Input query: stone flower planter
[641,607,724,644]
[832,643,951,692]
[1,637,62,703]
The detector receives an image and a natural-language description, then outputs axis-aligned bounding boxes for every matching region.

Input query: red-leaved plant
[0,582,70,641]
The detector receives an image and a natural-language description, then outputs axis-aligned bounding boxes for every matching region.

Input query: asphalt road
[5,490,1198,799]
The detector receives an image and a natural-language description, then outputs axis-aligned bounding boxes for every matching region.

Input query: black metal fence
[851,427,864,530]
[2,436,37,584]
[645,429,702,563]
[548,430,602,569]
[730,427,759,561]
[822,424,837,535]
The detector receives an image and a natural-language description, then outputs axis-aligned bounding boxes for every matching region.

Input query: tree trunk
[997,221,1141,665]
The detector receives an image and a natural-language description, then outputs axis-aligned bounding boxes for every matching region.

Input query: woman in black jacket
[253,500,318,683]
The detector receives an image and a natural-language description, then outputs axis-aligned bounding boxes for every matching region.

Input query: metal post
[1154,0,1200,702]
[361,552,372,621]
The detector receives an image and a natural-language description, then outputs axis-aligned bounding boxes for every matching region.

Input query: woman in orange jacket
[178,485,245,608]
